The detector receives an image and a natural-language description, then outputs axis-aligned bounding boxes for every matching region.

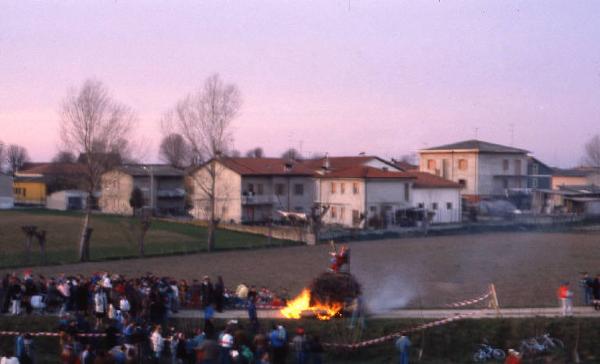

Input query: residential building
[405,171,462,223]
[18,162,87,194]
[99,165,185,216]
[418,139,529,200]
[551,167,600,190]
[532,185,600,215]
[46,190,88,211]
[189,155,465,227]
[188,158,316,223]
[527,157,553,190]
[0,174,14,209]
[13,176,46,205]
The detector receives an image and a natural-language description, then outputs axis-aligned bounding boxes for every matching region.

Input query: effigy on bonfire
[280,241,362,320]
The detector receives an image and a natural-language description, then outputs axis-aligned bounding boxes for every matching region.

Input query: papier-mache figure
[329,241,350,273]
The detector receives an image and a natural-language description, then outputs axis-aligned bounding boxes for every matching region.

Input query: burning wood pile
[280,272,362,320]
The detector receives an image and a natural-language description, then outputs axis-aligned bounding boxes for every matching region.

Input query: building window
[330,182,336,194]
[532,163,539,175]
[256,184,264,195]
[294,183,304,196]
[503,159,509,171]
[432,202,438,210]
[340,207,345,220]
[247,183,255,194]
[340,183,346,194]
[404,183,410,201]
[330,206,337,219]
[446,202,453,210]
[222,206,228,214]
[458,179,467,188]
[275,183,285,195]
[352,182,359,194]
[532,178,538,188]
[369,206,377,212]
[427,159,436,170]
[458,159,468,170]
[417,203,424,208]
[514,159,522,175]
[503,178,509,189]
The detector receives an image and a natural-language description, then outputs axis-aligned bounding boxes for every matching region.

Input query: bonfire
[280,272,361,320]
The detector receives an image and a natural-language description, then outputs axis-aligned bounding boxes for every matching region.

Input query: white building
[419,139,529,201]
[0,174,14,209]
[46,190,88,211]
[405,171,462,223]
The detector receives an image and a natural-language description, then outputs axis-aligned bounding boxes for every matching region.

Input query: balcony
[241,194,273,205]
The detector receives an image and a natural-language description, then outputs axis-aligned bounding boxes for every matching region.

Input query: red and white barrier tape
[0,331,107,337]
[445,291,492,308]
[324,312,477,350]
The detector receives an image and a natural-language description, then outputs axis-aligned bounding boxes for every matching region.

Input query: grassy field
[1,315,600,363]
[10,229,600,309]
[0,209,295,268]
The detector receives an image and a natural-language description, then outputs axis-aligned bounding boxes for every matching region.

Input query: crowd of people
[0,270,329,364]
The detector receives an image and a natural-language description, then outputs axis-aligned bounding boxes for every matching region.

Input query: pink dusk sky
[1,1,599,167]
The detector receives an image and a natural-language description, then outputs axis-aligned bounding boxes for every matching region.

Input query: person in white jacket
[150,325,164,362]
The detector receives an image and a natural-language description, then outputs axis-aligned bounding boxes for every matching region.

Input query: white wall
[412,188,462,223]
[0,175,14,209]
[316,178,365,227]
[478,154,528,195]
[190,162,242,223]
[366,180,413,225]
[46,191,88,211]
[419,152,478,195]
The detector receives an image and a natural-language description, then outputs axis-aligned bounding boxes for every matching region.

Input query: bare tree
[245,147,264,158]
[6,144,30,175]
[164,73,241,251]
[59,79,137,262]
[52,150,77,163]
[583,134,600,168]
[281,148,301,161]
[0,141,5,173]
[159,133,191,169]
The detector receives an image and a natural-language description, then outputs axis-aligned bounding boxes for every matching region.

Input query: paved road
[173,306,600,320]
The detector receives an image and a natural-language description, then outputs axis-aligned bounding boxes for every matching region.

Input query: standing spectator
[80,345,95,364]
[9,277,23,316]
[247,295,259,335]
[395,334,411,364]
[579,272,594,305]
[291,327,308,364]
[593,273,600,310]
[214,276,225,313]
[201,276,214,309]
[269,324,287,364]
[218,328,234,364]
[15,333,34,364]
[504,349,522,364]
[253,333,270,364]
[0,349,19,364]
[557,282,573,316]
[309,335,323,364]
[93,286,108,329]
[150,325,164,363]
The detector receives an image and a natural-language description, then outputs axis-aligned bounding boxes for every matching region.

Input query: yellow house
[13,176,47,205]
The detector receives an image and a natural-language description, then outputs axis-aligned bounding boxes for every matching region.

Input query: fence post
[489,283,501,317]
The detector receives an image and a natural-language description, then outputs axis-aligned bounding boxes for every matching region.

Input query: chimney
[322,153,330,170]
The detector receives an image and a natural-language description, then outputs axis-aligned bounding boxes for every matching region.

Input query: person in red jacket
[557,282,573,316]
[504,349,522,364]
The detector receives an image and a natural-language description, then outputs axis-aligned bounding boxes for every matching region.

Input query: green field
[0,209,296,268]
[0,315,599,363]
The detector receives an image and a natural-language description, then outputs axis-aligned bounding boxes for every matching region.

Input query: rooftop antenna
[474,127,479,139]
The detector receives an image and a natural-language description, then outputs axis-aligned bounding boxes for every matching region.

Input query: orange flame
[280,289,343,320]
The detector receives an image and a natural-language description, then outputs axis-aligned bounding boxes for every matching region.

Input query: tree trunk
[207,220,215,252]
[25,234,33,264]
[78,209,91,262]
